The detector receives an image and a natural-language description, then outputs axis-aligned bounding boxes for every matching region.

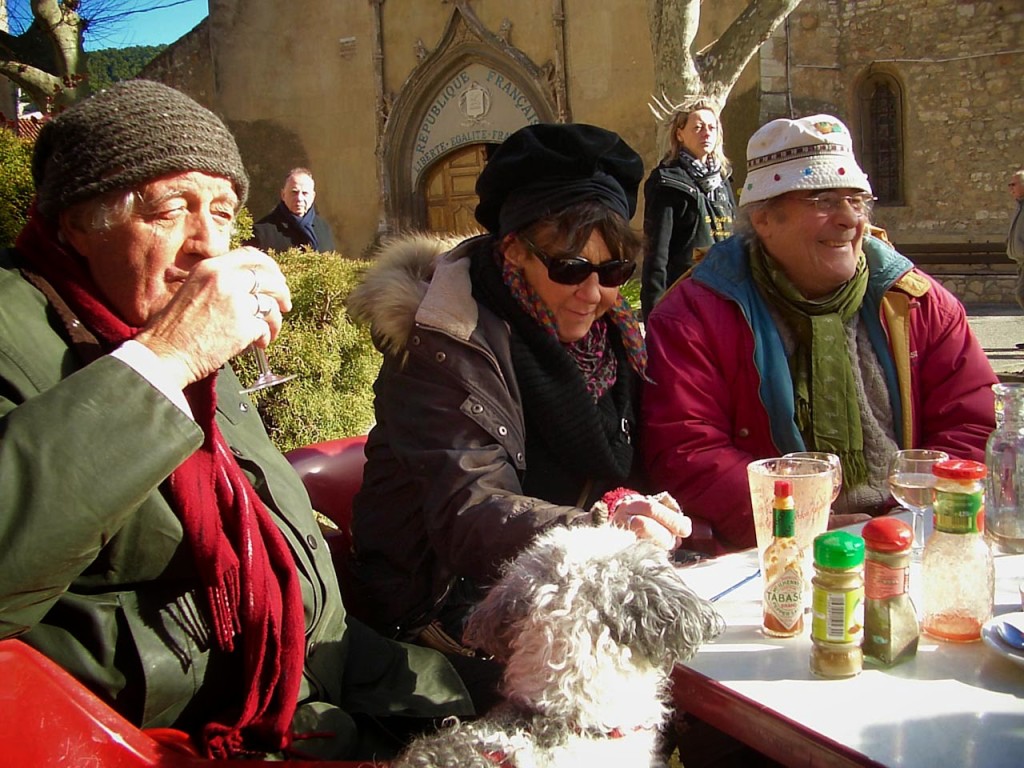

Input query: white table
[672,515,1024,768]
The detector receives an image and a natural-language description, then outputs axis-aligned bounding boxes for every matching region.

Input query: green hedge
[0,130,34,248]
[620,275,641,309]
[234,247,379,452]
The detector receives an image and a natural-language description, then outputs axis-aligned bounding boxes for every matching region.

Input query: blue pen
[711,569,761,602]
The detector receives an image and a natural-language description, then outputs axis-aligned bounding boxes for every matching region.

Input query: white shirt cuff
[110,340,194,419]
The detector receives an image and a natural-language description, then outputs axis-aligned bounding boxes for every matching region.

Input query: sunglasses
[518,234,636,287]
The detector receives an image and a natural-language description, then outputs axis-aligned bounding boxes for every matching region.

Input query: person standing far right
[1006,167,1024,348]
[640,100,736,321]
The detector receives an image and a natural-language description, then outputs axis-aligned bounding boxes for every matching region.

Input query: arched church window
[858,73,904,205]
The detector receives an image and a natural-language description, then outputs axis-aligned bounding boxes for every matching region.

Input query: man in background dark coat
[250,167,337,252]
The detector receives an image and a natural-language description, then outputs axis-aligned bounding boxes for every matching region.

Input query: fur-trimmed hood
[347,233,488,356]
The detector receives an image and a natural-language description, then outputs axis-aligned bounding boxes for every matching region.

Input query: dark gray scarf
[677,151,724,195]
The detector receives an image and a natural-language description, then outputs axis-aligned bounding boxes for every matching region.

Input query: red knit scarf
[15,212,306,758]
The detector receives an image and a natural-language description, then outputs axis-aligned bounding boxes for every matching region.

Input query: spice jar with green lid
[810,530,865,678]
[862,517,919,666]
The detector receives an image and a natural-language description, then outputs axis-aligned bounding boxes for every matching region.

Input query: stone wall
[141,21,215,109]
[757,0,1024,249]
[141,0,757,259]
[935,273,1017,307]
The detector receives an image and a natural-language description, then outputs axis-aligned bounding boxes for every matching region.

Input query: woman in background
[641,101,736,320]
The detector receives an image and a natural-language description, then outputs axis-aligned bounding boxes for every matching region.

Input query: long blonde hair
[663,101,731,176]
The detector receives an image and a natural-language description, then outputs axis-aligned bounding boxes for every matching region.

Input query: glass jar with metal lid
[921,458,993,642]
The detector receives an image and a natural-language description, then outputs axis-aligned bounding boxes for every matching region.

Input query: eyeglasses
[518,234,636,287]
[792,193,877,216]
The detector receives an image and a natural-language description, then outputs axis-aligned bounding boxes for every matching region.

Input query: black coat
[640,159,735,320]
[346,235,643,639]
[249,203,336,252]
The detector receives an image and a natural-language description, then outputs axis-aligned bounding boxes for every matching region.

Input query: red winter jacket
[642,236,997,551]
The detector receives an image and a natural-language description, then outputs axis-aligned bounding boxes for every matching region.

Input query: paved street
[967,303,1024,380]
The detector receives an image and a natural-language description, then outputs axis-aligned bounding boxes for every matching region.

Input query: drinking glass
[747,456,834,581]
[784,451,842,505]
[240,345,296,394]
[887,449,949,557]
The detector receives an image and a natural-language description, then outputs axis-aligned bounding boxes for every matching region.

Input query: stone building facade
[142,0,1023,302]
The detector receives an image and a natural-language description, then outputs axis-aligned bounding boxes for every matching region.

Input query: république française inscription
[411,63,540,179]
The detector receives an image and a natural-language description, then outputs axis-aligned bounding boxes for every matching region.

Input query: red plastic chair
[0,637,371,766]
[285,434,369,619]
[284,434,368,541]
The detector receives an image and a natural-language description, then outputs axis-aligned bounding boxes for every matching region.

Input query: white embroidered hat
[739,114,872,207]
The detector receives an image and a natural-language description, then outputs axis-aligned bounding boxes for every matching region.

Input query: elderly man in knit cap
[346,122,693,704]
[0,79,471,760]
[642,114,997,553]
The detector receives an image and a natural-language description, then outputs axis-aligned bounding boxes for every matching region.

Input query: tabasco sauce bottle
[763,479,805,637]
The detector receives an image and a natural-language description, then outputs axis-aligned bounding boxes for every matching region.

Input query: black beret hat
[33,79,249,219]
[474,123,644,236]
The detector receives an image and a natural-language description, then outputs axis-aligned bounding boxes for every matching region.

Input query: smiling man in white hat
[640,113,997,554]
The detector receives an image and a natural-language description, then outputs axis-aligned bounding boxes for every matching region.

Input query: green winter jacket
[0,248,471,758]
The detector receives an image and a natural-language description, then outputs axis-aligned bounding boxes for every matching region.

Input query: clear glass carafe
[985,383,1024,554]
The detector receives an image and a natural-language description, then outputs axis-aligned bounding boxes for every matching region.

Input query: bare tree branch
[699,0,803,105]
[0,58,65,101]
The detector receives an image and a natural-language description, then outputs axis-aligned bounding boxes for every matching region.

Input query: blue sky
[6,0,208,51]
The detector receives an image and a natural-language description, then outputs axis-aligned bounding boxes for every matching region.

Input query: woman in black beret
[347,123,694,703]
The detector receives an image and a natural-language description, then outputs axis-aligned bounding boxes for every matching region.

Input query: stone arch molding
[383,1,558,232]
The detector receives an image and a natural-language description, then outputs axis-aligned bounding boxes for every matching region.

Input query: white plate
[981,612,1024,668]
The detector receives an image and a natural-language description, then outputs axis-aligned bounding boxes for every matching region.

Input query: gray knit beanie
[33,79,249,218]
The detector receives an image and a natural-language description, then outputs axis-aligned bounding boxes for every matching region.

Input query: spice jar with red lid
[862,517,919,665]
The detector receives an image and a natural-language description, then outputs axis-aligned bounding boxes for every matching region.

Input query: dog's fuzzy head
[462,525,724,730]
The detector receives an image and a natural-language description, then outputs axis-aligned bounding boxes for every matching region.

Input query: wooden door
[423,144,488,236]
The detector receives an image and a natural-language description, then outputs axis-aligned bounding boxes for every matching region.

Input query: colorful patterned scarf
[500,257,647,401]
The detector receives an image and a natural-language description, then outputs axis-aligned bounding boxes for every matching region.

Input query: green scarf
[750,241,870,487]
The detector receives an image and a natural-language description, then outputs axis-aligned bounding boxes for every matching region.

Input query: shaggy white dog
[392,525,724,768]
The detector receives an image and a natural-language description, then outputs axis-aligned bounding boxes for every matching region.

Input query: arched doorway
[380,4,558,234]
[422,143,491,236]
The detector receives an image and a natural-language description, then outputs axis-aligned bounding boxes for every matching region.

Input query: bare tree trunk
[648,0,803,110]
[0,0,88,111]
[647,0,701,103]
[30,0,89,110]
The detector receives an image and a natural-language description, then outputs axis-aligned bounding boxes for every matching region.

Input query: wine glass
[887,449,949,557]
[240,345,296,394]
[784,452,842,506]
